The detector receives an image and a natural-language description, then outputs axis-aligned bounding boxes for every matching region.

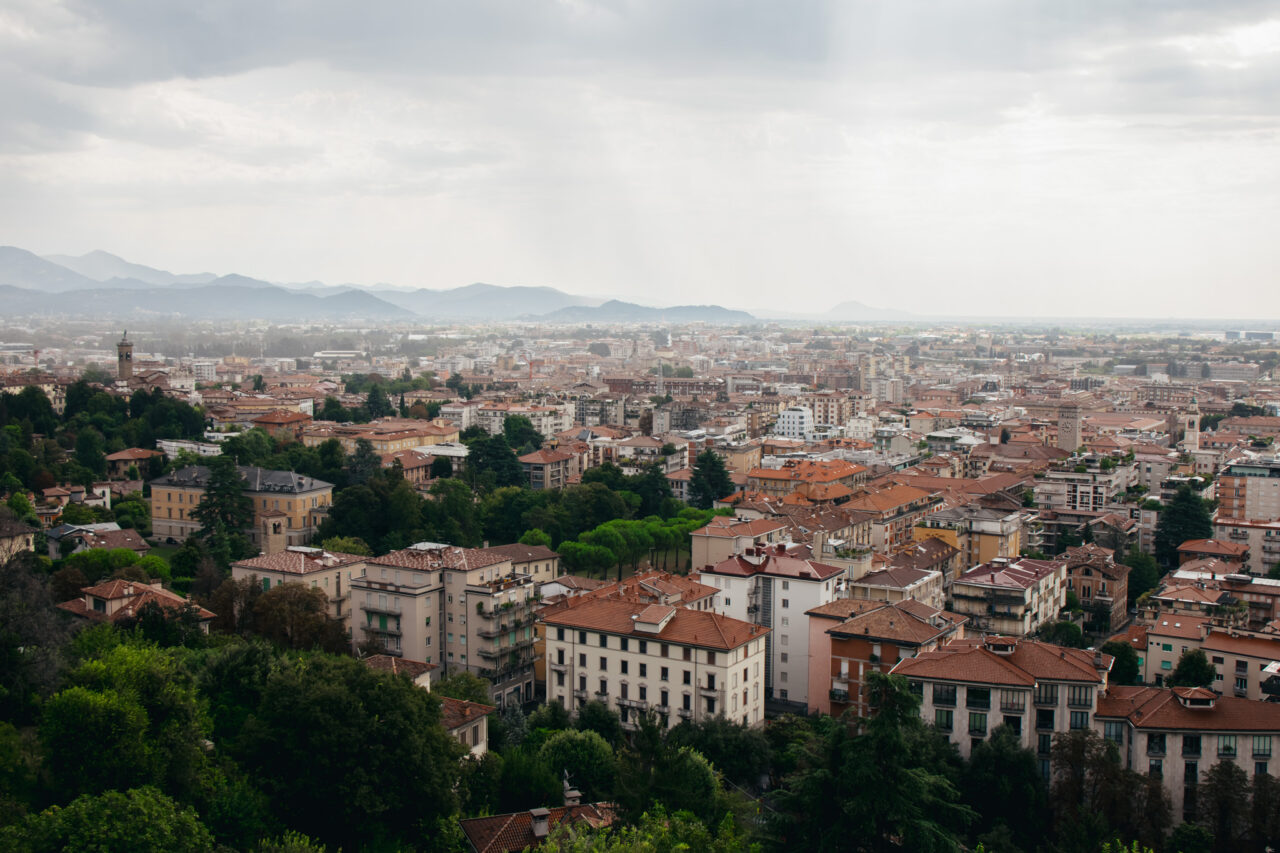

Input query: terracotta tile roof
[691,516,787,539]
[518,449,574,464]
[828,601,964,646]
[1201,630,1280,660]
[852,565,936,590]
[703,549,844,581]
[363,655,437,680]
[806,599,887,620]
[459,804,616,853]
[480,543,560,564]
[371,546,512,572]
[1178,539,1249,558]
[893,638,1106,686]
[889,538,958,572]
[541,596,768,651]
[233,548,366,575]
[844,484,939,515]
[439,696,496,731]
[104,448,163,461]
[57,580,215,623]
[956,557,1062,590]
[1098,685,1280,732]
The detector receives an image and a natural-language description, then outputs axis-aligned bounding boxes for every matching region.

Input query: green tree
[365,384,394,419]
[188,456,254,567]
[346,437,382,485]
[1039,620,1086,648]
[0,786,214,853]
[1169,649,1215,688]
[319,535,373,556]
[252,583,347,652]
[433,671,494,705]
[1197,758,1250,850]
[688,449,734,509]
[1154,486,1214,567]
[519,528,553,548]
[1100,640,1142,686]
[540,729,617,803]
[429,454,453,479]
[544,805,754,852]
[1123,548,1160,605]
[0,551,73,723]
[503,415,544,454]
[39,686,153,798]
[231,655,463,851]
[575,700,624,748]
[667,711,772,789]
[962,724,1049,850]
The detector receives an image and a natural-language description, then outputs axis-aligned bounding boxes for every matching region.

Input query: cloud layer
[3,1,1279,317]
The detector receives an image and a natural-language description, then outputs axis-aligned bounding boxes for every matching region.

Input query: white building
[542,597,770,728]
[773,405,814,440]
[695,545,844,713]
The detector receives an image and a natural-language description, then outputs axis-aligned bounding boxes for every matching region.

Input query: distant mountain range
[0,245,903,324]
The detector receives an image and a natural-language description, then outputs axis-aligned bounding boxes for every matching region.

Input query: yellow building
[914,505,1024,569]
[302,418,459,454]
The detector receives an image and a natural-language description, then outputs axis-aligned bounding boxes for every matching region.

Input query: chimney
[530,807,551,838]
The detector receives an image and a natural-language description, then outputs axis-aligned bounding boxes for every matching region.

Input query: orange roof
[541,596,768,651]
[1099,685,1280,732]
[439,696,496,731]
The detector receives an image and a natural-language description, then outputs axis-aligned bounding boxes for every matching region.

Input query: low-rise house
[104,448,164,479]
[1062,543,1130,634]
[57,579,214,630]
[1178,538,1249,566]
[518,448,579,491]
[0,515,36,560]
[844,484,944,555]
[689,516,788,568]
[442,697,497,757]
[459,804,616,853]
[363,654,436,689]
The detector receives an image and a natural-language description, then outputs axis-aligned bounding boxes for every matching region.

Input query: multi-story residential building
[518,448,579,491]
[914,505,1025,570]
[231,546,368,626]
[1201,629,1280,700]
[348,544,539,708]
[1218,457,1280,519]
[799,391,854,429]
[745,459,869,500]
[301,418,459,453]
[541,596,770,728]
[947,557,1067,637]
[807,598,965,717]
[844,484,944,555]
[1062,543,1130,634]
[846,565,945,611]
[1034,461,1134,514]
[689,516,789,568]
[1097,685,1280,821]
[695,545,844,712]
[476,403,571,438]
[613,435,687,476]
[1212,516,1280,576]
[892,636,1111,763]
[1123,615,1211,685]
[479,543,562,588]
[773,405,814,439]
[150,465,333,551]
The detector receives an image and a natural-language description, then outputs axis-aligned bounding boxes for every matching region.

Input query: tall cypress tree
[189,455,254,566]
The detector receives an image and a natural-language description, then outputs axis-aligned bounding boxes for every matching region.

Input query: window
[781,580,790,590]
[1038,734,1052,755]
[683,671,691,685]
[557,649,565,665]
[780,634,788,646]
[1067,685,1092,707]
[1161,643,1173,652]
[1182,735,1201,757]
[780,617,789,627]
[967,687,991,710]
[661,644,669,658]
[639,685,647,701]
[620,637,629,651]
[933,684,957,707]
[1034,684,1058,705]
[1236,660,1249,673]
[599,657,607,671]
[579,631,587,644]
[999,689,1025,711]
[1036,709,1055,730]
[707,651,716,665]
[935,709,953,731]
[683,647,692,661]
[1236,677,1248,693]
[1255,736,1273,758]
[1150,759,1163,779]
[1070,711,1089,730]
[599,679,607,696]
[780,671,788,683]
[661,666,669,681]
[556,671,565,687]
[620,660,628,675]
[781,598,790,608]
[780,652,789,663]
[579,653,586,667]
[599,634,608,648]
[639,640,648,654]
[1149,733,1167,756]
[660,689,669,707]
[1104,721,1125,744]
[1161,660,1173,671]
[1219,735,1237,757]
[639,663,647,678]
[968,712,987,736]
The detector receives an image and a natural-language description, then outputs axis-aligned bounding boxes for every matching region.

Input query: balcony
[829,688,850,702]
[594,690,610,702]
[572,688,588,701]
[364,623,401,637]
[698,686,722,700]
[549,661,568,673]
[653,704,670,716]
[617,697,648,710]
[676,707,694,720]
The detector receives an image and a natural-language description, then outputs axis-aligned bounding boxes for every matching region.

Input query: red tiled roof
[1098,685,1280,732]
[439,696,495,731]
[372,546,512,572]
[542,597,768,651]
[703,549,844,582]
[363,655,437,680]
[459,804,616,853]
[233,548,366,575]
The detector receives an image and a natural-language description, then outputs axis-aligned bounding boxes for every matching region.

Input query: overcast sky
[3,1,1279,318]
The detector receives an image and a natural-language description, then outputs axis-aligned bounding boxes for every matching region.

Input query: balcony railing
[830,689,850,702]
[572,688,588,701]
[676,707,694,719]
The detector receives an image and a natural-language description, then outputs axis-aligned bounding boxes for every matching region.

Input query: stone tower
[1057,403,1082,453]
[116,330,133,381]
[1184,398,1201,452]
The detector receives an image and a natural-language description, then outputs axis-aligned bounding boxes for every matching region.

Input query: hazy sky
[3,1,1279,318]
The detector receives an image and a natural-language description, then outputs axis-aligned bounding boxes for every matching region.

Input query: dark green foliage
[539,729,616,803]
[231,655,463,850]
[496,746,561,813]
[1100,640,1141,686]
[0,786,215,853]
[574,699,624,748]
[1197,758,1250,850]
[464,432,524,491]
[0,551,72,724]
[1039,620,1086,648]
[689,449,734,509]
[433,670,493,704]
[502,415,544,454]
[1169,649,1216,688]
[189,455,254,567]
[614,713,725,827]
[1154,486,1214,567]
[1123,548,1160,605]
[962,724,1049,850]
[667,714,772,788]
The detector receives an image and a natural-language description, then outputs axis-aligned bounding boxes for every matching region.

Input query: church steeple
[116,330,133,381]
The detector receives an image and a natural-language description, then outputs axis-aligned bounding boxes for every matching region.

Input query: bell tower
[116,330,133,381]
[1184,397,1201,452]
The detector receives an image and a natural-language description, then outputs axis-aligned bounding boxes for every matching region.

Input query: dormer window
[91,597,105,613]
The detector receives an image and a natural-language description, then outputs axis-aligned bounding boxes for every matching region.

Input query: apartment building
[844,484,944,555]
[518,448,579,491]
[348,544,539,708]
[231,546,367,625]
[807,598,966,718]
[476,403,571,438]
[541,596,770,728]
[301,418,459,453]
[947,557,1067,637]
[745,459,869,500]
[892,636,1111,762]
[695,545,844,712]
[914,505,1025,570]
[846,565,945,611]
[1213,515,1280,576]
[1098,686,1280,821]
[1062,543,1131,634]
[150,465,333,551]
[1034,462,1134,513]
[689,516,789,568]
